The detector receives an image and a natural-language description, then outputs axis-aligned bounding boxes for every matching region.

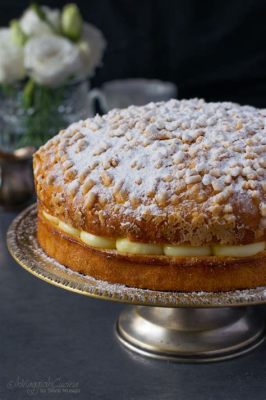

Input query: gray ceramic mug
[88,78,177,113]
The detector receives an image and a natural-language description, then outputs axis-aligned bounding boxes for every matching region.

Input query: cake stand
[7,205,266,363]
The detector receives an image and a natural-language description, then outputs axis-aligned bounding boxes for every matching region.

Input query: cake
[33,98,266,292]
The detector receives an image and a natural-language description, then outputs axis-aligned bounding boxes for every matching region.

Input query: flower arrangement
[0,3,106,150]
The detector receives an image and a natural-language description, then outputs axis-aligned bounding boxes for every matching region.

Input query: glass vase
[0,79,91,208]
[0,79,90,152]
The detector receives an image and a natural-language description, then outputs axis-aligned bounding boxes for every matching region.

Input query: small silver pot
[0,147,35,208]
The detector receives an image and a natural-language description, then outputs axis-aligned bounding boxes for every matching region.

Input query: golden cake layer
[38,214,266,292]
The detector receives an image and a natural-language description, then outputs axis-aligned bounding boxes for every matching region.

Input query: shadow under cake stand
[7,205,266,363]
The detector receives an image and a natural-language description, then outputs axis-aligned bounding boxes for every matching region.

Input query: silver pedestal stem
[116,306,265,363]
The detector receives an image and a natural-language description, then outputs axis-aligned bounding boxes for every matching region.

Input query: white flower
[0,29,25,83]
[42,6,61,31]
[78,23,106,78]
[24,35,82,87]
[20,6,60,37]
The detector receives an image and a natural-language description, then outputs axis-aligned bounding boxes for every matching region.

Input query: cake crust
[38,216,266,292]
[34,99,266,246]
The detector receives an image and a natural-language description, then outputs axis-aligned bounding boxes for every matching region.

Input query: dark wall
[1,0,266,106]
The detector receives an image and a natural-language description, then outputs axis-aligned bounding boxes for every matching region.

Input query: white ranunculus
[78,22,106,77]
[24,36,83,87]
[20,6,60,37]
[0,29,25,83]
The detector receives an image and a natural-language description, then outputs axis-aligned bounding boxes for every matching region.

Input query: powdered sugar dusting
[34,98,266,244]
[64,99,266,204]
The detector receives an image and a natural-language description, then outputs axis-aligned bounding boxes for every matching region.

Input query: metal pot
[0,147,35,208]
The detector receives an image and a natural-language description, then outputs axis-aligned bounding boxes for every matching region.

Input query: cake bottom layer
[37,219,266,292]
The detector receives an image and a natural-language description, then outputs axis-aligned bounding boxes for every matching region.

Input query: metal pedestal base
[116,306,265,363]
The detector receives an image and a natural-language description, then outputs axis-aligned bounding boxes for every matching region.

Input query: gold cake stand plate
[7,205,266,363]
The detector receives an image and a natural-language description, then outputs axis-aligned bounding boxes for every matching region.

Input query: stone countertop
[0,208,266,400]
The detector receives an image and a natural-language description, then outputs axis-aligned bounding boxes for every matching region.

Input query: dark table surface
[1,208,266,400]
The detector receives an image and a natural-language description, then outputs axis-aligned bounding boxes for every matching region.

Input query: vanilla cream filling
[42,211,266,257]
[212,242,265,257]
[42,211,59,225]
[58,221,80,237]
[80,231,116,249]
[164,245,211,256]
[116,238,163,255]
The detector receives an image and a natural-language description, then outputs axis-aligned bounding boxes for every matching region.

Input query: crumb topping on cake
[34,98,266,245]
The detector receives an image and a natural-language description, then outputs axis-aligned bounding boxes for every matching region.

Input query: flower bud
[10,19,27,46]
[61,4,83,41]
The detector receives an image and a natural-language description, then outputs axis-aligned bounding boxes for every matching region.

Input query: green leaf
[31,3,46,20]
[22,79,35,108]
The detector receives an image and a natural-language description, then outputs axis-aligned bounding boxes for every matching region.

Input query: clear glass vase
[0,79,90,152]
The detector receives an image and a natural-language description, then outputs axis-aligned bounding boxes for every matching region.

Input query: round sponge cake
[33,98,266,291]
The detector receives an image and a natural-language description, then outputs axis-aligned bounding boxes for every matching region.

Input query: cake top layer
[34,98,266,245]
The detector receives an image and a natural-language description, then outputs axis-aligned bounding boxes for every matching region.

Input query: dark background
[1,0,266,107]
[1,3,266,399]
